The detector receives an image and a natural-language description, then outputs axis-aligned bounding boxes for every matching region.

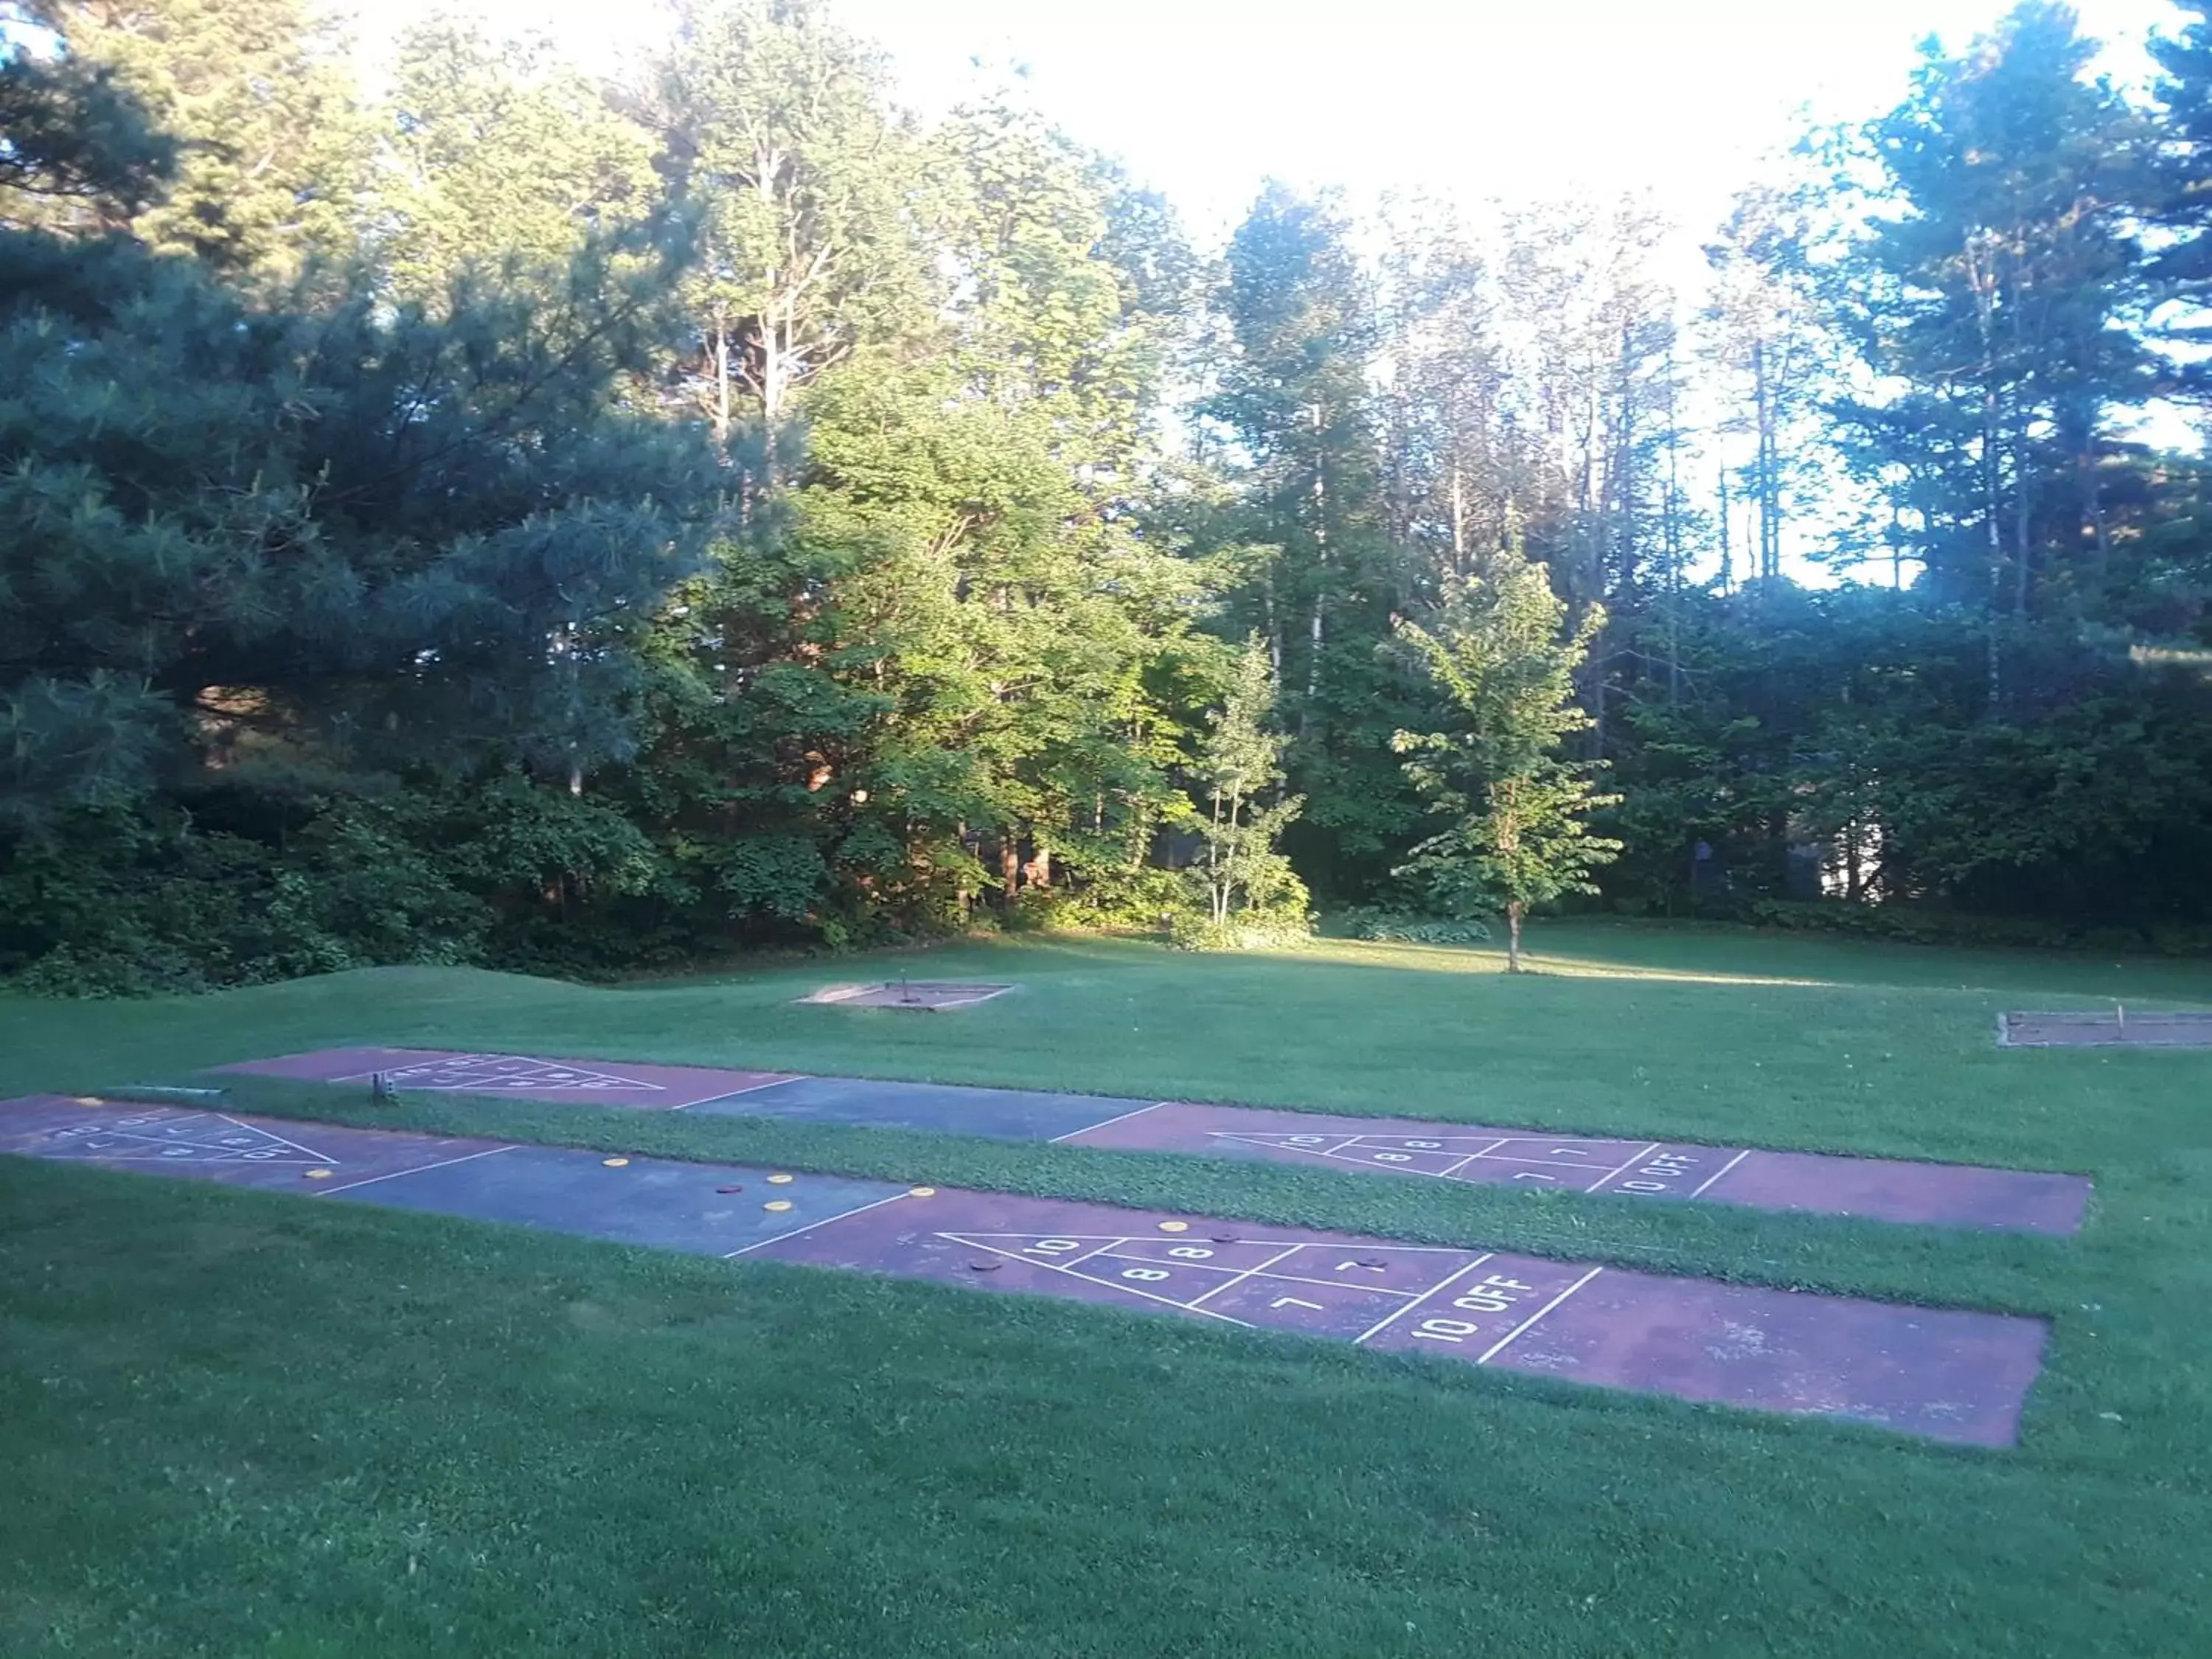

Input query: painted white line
[1057,1239,1130,1270]
[939,1234,1133,1273]
[1184,1243,1308,1307]
[1288,1135,1366,1157]
[325,1051,455,1082]
[1475,1267,1604,1364]
[723,1190,913,1257]
[316,1144,520,1195]
[1436,1138,1513,1180]
[220,1114,337,1162]
[1349,1254,1497,1346]
[941,1235,1254,1325]
[1582,1142,1666,1197]
[330,1052,664,1093]
[1051,1100,1168,1143]
[949,1237,1131,1273]
[1211,1132,1365,1162]
[1100,1251,1425,1301]
[1687,1148,1754,1198]
[670,1074,813,1112]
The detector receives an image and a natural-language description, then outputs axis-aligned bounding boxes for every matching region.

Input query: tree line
[2,0,2210,994]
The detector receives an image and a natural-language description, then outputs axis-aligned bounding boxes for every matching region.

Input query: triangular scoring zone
[933,1231,1490,1324]
[937,1231,1267,1321]
[1208,1130,1512,1153]
[44,1110,335,1164]
[344,1053,662,1093]
[1205,1130,1508,1177]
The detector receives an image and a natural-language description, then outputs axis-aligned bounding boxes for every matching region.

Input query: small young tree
[1391,553,1621,972]
[1186,636,1307,939]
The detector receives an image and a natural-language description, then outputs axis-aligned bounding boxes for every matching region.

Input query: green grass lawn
[3,923,2209,1656]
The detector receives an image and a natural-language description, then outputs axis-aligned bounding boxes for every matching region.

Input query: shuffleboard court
[223,1046,799,1109]
[212,1048,2091,1232]
[2000,1010,2212,1048]
[0,1093,902,1253]
[1057,1102,2095,1235]
[0,1093,2048,1446]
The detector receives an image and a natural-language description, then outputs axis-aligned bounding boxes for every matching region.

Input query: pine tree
[1702,184,1826,585]
[1201,184,1433,896]
[1371,195,1510,590]
[375,16,659,305]
[33,0,369,280]
[1391,550,1621,972]
[2146,4,2212,399]
[636,0,930,461]
[1826,1,2149,682]
[631,95,1201,932]
[1186,636,1306,936]
[0,2,175,229]
[0,223,721,821]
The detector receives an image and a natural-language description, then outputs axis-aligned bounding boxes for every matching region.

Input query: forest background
[6,0,2212,993]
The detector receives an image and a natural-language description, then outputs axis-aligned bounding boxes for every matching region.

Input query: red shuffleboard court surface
[1060,1102,2095,1235]
[220,1046,799,1109]
[0,1093,2049,1445]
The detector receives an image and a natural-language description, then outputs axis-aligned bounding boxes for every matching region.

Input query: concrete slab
[219,1047,796,1110]
[0,1094,2051,1447]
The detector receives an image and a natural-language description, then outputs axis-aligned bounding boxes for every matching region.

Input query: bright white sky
[364,0,2186,243]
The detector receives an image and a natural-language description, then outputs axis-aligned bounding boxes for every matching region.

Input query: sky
[365,0,2188,244]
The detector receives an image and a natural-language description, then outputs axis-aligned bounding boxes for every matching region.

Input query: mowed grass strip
[4,923,2210,1655]
[7,923,2203,1168]
[0,1155,2194,1659]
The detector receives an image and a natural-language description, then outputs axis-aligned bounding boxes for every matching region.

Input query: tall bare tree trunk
[1984,384,2004,716]
[1717,472,1733,594]
[713,314,731,446]
[2082,451,2112,597]
[1450,462,1468,574]
[1753,338,1781,581]
[1304,403,1326,731]
[1969,239,2003,716]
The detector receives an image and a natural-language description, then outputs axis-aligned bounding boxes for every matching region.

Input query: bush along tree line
[4,0,2212,994]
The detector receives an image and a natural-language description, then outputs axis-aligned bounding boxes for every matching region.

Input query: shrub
[1334,908,1496,947]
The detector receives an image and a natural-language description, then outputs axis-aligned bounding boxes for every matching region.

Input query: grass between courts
[2,922,2209,1656]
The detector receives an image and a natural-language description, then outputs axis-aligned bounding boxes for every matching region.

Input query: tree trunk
[1753,338,1779,582]
[1717,472,1733,594]
[1000,838,1020,906]
[1971,241,2003,717]
[1506,901,1524,973]
[1304,403,1326,733]
[714,314,731,447]
[1450,462,1468,575]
